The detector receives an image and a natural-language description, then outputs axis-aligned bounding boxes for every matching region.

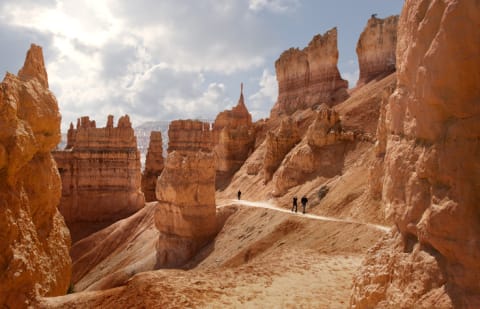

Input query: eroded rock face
[155,120,216,267]
[356,15,399,86]
[141,131,164,202]
[263,117,301,183]
[213,84,256,189]
[273,106,354,196]
[271,28,349,116]
[53,115,145,242]
[352,1,480,307]
[0,44,71,308]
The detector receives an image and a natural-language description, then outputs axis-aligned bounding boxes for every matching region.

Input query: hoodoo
[141,131,164,202]
[356,15,399,86]
[53,115,145,242]
[155,120,217,267]
[213,83,256,189]
[271,28,348,116]
[0,44,71,308]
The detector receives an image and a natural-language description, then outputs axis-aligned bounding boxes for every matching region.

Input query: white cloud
[248,69,277,120]
[248,0,299,13]
[341,69,359,88]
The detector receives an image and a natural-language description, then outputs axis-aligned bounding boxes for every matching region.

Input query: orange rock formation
[263,117,301,183]
[155,120,217,267]
[351,1,480,307]
[356,15,399,86]
[213,84,256,189]
[271,28,349,116]
[141,131,164,202]
[0,44,71,308]
[53,115,145,242]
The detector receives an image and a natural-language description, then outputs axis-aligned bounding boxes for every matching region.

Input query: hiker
[301,195,308,214]
[292,196,298,213]
[237,190,241,200]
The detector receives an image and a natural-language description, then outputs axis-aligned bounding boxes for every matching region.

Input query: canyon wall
[155,120,217,267]
[213,84,256,189]
[352,1,480,307]
[141,131,164,202]
[356,15,399,86]
[0,44,71,308]
[271,28,349,117]
[53,115,145,242]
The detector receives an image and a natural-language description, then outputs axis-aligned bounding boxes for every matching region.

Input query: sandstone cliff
[53,115,145,242]
[271,28,349,116]
[351,1,480,307]
[213,84,256,189]
[155,120,217,267]
[0,44,71,308]
[356,15,399,86]
[141,131,164,202]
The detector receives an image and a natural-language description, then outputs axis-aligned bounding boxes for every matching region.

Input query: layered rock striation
[352,1,480,307]
[53,115,145,242]
[0,44,71,308]
[213,84,256,189]
[141,131,164,202]
[271,28,348,116]
[155,120,217,267]
[356,15,399,86]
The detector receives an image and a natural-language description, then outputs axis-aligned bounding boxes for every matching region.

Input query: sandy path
[217,199,390,232]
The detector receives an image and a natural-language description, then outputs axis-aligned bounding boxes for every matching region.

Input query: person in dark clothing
[292,196,298,213]
[301,196,308,214]
[237,190,241,200]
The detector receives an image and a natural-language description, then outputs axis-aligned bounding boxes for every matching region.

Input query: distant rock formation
[53,115,145,242]
[155,120,216,267]
[213,84,256,189]
[356,15,399,86]
[0,44,71,307]
[352,1,480,307]
[141,131,164,202]
[263,117,301,183]
[271,28,349,116]
[273,106,354,196]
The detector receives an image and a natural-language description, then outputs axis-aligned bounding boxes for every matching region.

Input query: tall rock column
[141,131,164,202]
[213,84,256,189]
[53,115,145,242]
[356,15,399,86]
[155,120,216,267]
[0,44,71,308]
[271,28,348,116]
[351,1,480,307]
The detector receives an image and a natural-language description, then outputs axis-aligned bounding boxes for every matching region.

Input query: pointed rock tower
[213,83,256,189]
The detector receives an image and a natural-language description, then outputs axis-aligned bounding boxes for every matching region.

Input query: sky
[0,0,404,132]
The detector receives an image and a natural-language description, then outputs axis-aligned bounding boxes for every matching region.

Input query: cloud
[341,69,359,88]
[248,0,300,13]
[248,69,278,120]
